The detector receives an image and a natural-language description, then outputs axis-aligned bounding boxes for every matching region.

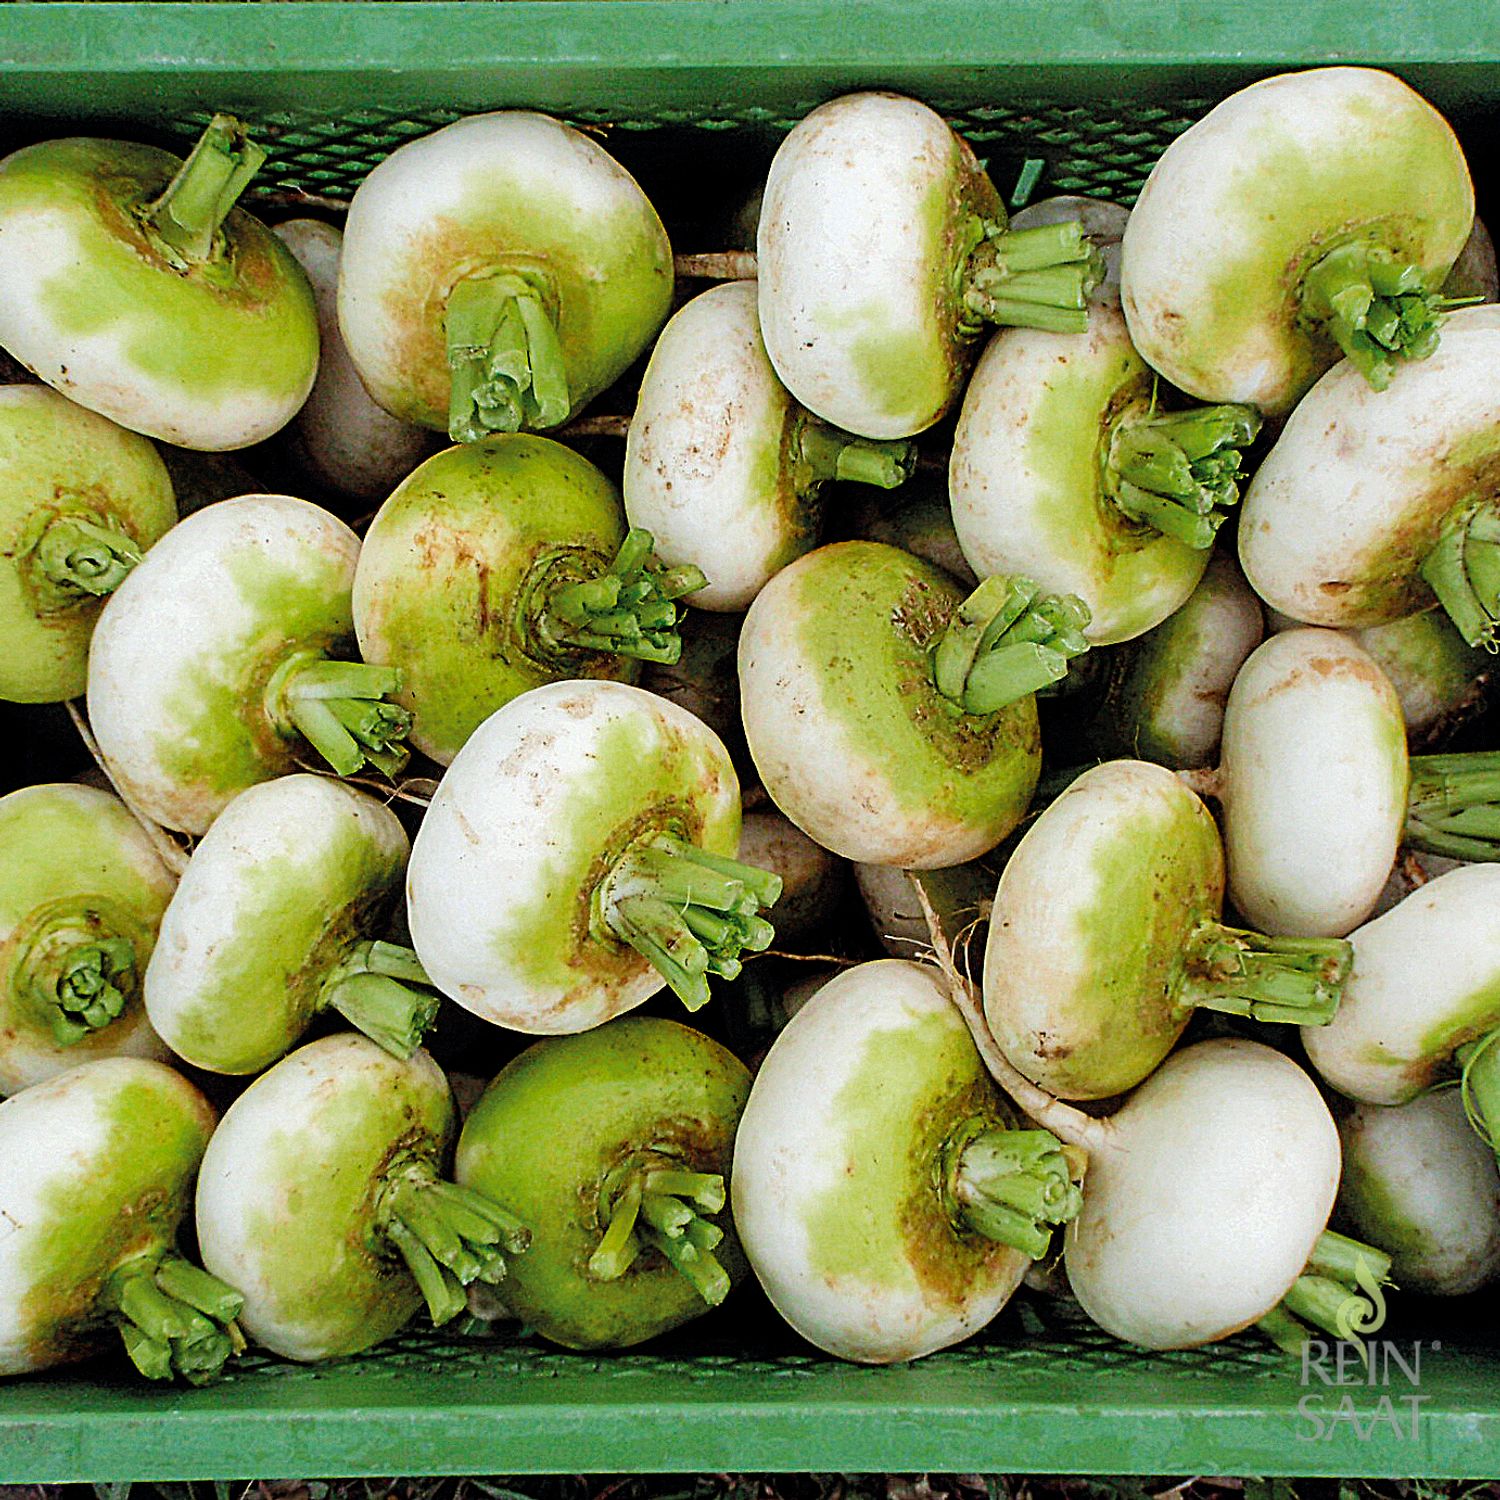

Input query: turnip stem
[1407,752,1500,857]
[930,574,1091,714]
[961,219,1103,336]
[446,271,571,442]
[641,1224,732,1306]
[1299,240,1452,391]
[1283,1273,1378,1341]
[1306,1229,1393,1288]
[379,1166,530,1325]
[796,420,917,490]
[321,940,438,1059]
[1421,502,1500,650]
[1106,404,1261,550]
[1458,1030,1500,1153]
[644,1168,726,1213]
[27,512,143,608]
[601,834,781,1011]
[1256,1303,1314,1356]
[102,1255,245,1385]
[266,651,412,778]
[1262,1228,1392,1353]
[673,251,759,280]
[21,915,136,1046]
[142,114,265,265]
[952,1126,1084,1259]
[1177,923,1351,1024]
[537,528,704,666]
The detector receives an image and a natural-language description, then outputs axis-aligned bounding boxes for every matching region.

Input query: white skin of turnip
[1337,1090,1500,1296]
[1217,628,1408,937]
[732,959,1037,1363]
[1238,308,1500,633]
[273,220,433,504]
[1303,862,1500,1105]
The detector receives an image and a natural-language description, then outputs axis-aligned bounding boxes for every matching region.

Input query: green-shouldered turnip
[456,1017,748,1348]
[982,759,1350,1101]
[847,475,977,588]
[640,608,747,770]
[407,680,779,1033]
[273,219,433,504]
[0,1057,245,1381]
[86,493,411,834]
[195,1033,528,1361]
[0,386,175,704]
[854,861,994,959]
[757,92,1101,440]
[1303,864,1500,1156]
[0,784,175,1094]
[624,282,915,610]
[144,774,437,1074]
[1338,1091,1500,1296]
[733,958,1083,1363]
[740,540,1088,867]
[1009,195,1128,305]
[1121,67,1473,414]
[951,301,1261,644]
[353,435,701,765]
[1352,611,1491,744]
[0,116,318,449]
[1065,548,1264,769]
[338,111,672,444]
[1238,306,1500,646]
[736,809,845,945]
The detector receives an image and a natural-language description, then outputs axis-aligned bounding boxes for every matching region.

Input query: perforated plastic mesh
[160,97,1213,205]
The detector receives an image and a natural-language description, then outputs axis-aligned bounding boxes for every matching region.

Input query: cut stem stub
[101,1253,247,1385]
[1406,751,1500,859]
[587,1153,732,1306]
[948,1123,1085,1260]
[25,512,144,612]
[265,650,413,778]
[1257,1229,1393,1356]
[1421,501,1500,652]
[1299,240,1458,392]
[18,910,139,1046]
[599,834,781,1011]
[960,219,1104,336]
[1176,922,1351,1025]
[930,574,1091,713]
[141,114,266,266]
[321,940,440,1059]
[795,419,917,492]
[1105,403,1262,550]
[378,1163,531,1327]
[535,529,705,667]
[446,271,571,443]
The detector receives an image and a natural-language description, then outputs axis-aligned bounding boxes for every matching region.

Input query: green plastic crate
[2,0,1499,1481]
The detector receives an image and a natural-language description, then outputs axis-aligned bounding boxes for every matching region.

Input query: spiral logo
[1335,1252,1388,1343]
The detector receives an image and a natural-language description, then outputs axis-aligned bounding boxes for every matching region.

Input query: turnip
[624,281,916,611]
[1337,1091,1500,1295]
[757,92,1101,440]
[1212,629,1408,937]
[407,680,779,1033]
[1443,215,1498,303]
[1302,864,1500,1154]
[0,385,175,703]
[854,861,994,959]
[739,541,1089,867]
[456,1017,749,1348]
[736,809,845,945]
[951,301,1261,644]
[195,1033,528,1361]
[0,1057,244,1382]
[1369,851,1464,922]
[918,899,1388,1353]
[983,759,1351,1101]
[273,219,433,504]
[1352,611,1490,744]
[0,784,175,1095]
[0,116,318,449]
[848,477,977,588]
[1121,67,1473,414]
[1063,549,1264,769]
[640,609,746,770]
[1009,195,1129,305]
[87,493,411,834]
[1238,307,1500,645]
[338,111,672,443]
[732,958,1083,1363]
[144,775,436,1074]
[353,435,702,765]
